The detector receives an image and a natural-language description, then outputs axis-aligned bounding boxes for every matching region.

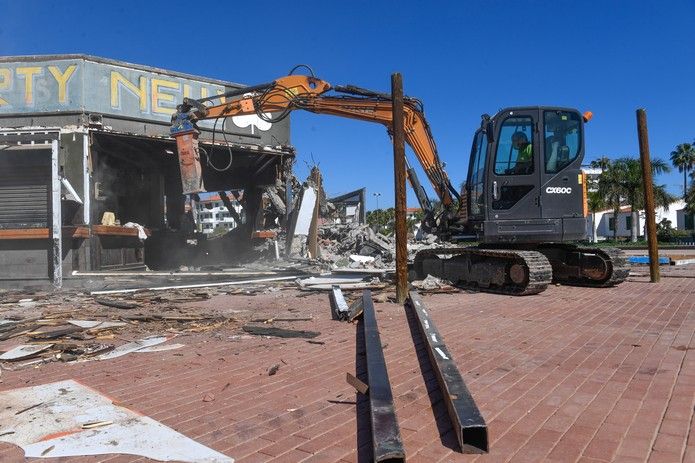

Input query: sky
[2,0,694,209]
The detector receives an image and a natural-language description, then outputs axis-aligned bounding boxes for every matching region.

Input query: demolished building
[0,55,294,288]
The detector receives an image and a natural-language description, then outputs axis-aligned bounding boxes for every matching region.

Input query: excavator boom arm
[171,73,458,219]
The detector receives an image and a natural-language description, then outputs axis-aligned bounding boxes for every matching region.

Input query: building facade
[0,55,292,287]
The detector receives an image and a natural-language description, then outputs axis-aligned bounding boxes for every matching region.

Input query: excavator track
[536,244,629,288]
[413,247,553,296]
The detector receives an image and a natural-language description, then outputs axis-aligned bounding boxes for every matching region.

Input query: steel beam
[330,285,350,320]
[361,289,405,462]
[407,291,488,453]
[82,132,91,224]
[50,139,62,289]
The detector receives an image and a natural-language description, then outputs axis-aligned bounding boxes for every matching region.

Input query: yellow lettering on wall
[16,66,42,105]
[0,68,10,106]
[110,71,147,111]
[200,87,226,103]
[151,78,179,115]
[47,64,77,104]
[215,89,226,104]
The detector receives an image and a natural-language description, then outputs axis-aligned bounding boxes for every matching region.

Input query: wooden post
[391,73,408,303]
[636,109,660,283]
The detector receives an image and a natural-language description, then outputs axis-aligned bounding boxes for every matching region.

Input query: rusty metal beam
[407,291,488,453]
[361,289,405,462]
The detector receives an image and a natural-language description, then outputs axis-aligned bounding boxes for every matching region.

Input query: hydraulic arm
[170,72,460,231]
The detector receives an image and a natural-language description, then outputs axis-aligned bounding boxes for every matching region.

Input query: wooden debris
[41,445,55,456]
[94,298,139,310]
[15,402,44,415]
[250,317,313,323]
[346,372,369,394]
[242,325,320,339]
[80,420,113,429]
[27,325,84,340]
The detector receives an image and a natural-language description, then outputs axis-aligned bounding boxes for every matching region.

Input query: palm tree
[590,156,611,170]
[670,143,695,198]
[598,157,673,242]
[686,172,695,214]
[597,160,624,242]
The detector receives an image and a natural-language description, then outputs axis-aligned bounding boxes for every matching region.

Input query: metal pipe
[51,139,62,288]
[82,132,91,224]
[636,109,660,283]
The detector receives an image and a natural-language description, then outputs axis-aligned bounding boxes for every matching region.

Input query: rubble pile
[319,224,394,268]
[0,288,263,370]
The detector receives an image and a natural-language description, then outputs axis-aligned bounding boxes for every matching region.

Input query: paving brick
[1,279,694,463]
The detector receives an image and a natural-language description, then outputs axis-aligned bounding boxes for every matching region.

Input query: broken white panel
[292,186,317,236]
[135,343,185,353]
[67,320,127,329]
[0,344,53,361]
[349,255,375,264]
[297,276,366,287]
[89,335,172,361]
[0,379,233,462]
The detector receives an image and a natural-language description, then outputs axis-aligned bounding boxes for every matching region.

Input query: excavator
[170,68,629,295]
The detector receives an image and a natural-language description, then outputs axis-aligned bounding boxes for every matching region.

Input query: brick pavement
[1,273,694,462]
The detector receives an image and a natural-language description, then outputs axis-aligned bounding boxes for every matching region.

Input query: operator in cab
[511,131,533,174]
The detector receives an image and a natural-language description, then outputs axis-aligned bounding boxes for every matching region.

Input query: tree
[686,173,695,214]
[366,208,395,234]
[598,157,673,242]
[587,190,605,243]
[670,143,695,198]
[590,156,611,170]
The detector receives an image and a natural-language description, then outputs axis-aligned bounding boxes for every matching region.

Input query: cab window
[544,110,581,173]
[494,116,534,175]
[469,132,486,217]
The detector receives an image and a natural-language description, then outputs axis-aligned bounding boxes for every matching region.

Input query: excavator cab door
[539,108,587,240]
[487,108,542,221]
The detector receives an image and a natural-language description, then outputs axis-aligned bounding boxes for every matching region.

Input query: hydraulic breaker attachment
[171,113,205,194]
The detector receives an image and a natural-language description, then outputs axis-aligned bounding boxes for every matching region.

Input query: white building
[194,194,244,234]
[588,199,694,241]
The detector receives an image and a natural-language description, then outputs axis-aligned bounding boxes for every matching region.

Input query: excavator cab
[465,107,588,244]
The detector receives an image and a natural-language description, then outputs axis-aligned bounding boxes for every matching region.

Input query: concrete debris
[319,224,394,268]
[411,274,458,293]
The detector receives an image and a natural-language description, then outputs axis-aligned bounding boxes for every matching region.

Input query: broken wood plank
[250,317,313,323]
[241,325,320,339]
[94,298,139,310]
[346,372,369,394]
[27,325,84,340]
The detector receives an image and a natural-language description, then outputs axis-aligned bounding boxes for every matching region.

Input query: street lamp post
[373,192,381,232]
